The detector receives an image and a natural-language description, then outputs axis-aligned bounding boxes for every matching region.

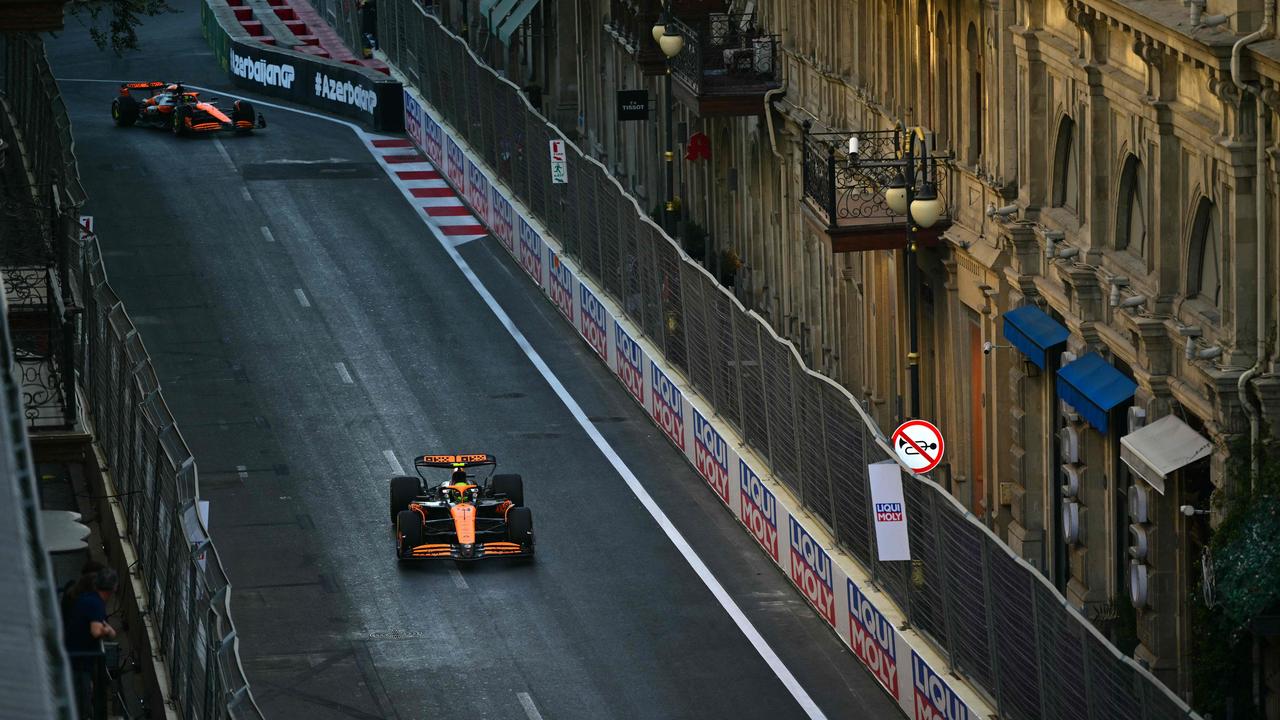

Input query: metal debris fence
[376,3,1200,717]
[0,33,262,720]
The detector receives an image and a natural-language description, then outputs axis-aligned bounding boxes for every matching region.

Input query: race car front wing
[400,541,533,561]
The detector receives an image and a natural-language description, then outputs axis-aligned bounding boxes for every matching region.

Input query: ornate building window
[1187,197,1221,310]
[1052,117,1079,212]
[966,22,982,164]
[1116,154,1147,259]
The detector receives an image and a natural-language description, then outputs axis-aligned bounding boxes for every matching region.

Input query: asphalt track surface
[48,8,901,719]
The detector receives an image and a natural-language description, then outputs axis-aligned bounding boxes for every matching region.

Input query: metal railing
[0,32,262,720]
[668,13,780,96]
[801,127,952,231]
[377,3,1201,717]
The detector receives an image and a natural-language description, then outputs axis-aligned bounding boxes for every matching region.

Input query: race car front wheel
[389,475,422,522]
[232,100,256,133]
[172,106,193,137]
[112,96,139,127]
[507,507,533,546]
[492,474,524,507]
[397,510,423,556]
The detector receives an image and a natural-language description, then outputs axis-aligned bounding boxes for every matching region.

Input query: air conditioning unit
[1061,464,1083,498]
[1061,350,1078,367]
[1128,484,1150,523]
[1128,405,1148,435]
[1060,399,1081,424]
[1058,426,1080,464]
[1063,500,1081,545]
[1128,523,1149,561]
[1129,560,1150,608]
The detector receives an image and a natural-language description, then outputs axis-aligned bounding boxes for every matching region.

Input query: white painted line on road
[448,567,469,590]
[260,225,276,243]
[294,289,311,308]
[335,362,354,385]
[449,235,485,248]
[212,137,235,171]
[516,692,544,720]
[383,450,405,476]
[236,465,248,482]
[388,156,830,720]
[240,186,253,202]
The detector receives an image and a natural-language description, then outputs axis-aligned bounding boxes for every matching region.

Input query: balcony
[667,12,781,117]
[800,127,952,253]
[606,0,669,75]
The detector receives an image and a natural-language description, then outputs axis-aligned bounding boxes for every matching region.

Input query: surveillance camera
[983,341,994,355]
[987,204,1019,219]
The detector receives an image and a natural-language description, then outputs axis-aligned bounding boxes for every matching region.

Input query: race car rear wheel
[389,475,422,522]
[507,507,533,546]
[232,100,256,133]
[397,510,423,556]
[492,474,524,507]
[112,96,139,127]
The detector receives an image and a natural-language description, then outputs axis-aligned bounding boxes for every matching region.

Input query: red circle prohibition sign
[891,420,945,474]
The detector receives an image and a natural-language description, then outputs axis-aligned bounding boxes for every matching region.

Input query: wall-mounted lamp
[1180,504,1210,517]
[1113,295,1148,310]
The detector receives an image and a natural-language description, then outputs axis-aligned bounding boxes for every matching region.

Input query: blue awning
[1057,352,1137,434]
[497,0,541,44]
[1001,305,1069,369]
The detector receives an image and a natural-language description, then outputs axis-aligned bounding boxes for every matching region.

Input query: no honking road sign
[891,420,945,474]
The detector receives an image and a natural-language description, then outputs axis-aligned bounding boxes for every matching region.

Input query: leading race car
[111,81,266,136]
[390,453,534,562]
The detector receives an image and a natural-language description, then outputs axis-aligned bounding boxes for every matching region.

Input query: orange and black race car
[110,81,266,136]
[390,453,534,562]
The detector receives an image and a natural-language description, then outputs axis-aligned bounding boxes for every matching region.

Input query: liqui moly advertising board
[548,250,574,323]
[445,136,466,191]
[614,324,645,405]
[649,362,685,451]
[404,91,423,150]
[517,218,543,285]
[465,160,490,226]
[912,652,972,720]
[789,518,837,626]
[738,461,778,562]
[424,113,443,167]
[578,284,608,361]
[490,190,515,253]
[848,579,900,699]
[693,409,731,506]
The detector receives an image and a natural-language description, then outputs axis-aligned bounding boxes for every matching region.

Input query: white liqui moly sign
[869,461,911,562]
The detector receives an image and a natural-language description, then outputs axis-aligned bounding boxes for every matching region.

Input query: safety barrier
[1,32,262,720]
[375,3,1202,718]
[201,0,402,130]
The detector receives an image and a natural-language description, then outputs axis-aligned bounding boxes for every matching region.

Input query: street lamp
[653,5,682,236]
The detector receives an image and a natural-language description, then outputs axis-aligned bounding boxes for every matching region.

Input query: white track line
[335,361,354,385]
[294,288,311,308]
[516,692,544,720]
[448,567,469,590]
[236,465,248,482]
[260,225,276,243]
[212,136,235,171]
[56,78,827,719]
[240,186,253,202]
[383,450,405,476]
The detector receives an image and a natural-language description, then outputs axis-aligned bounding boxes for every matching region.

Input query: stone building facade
[440,0,1280,705]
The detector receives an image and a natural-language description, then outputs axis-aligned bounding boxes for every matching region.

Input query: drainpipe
[764,87,787,325]
[1230,0,1275,487]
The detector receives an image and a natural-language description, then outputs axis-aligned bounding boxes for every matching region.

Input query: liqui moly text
[693,410,730,505]
[875,502,905,522]
[517,218,542,283]
[548,251,574,322]
[465,160,490,226]
[445,137,466,190]
[578,285,607,361]
[738,461,778,561]
[848,579,899,698]
[404,92,423,150]
[649,362,685,451]
[424,115,443,166]
[614,325,644,404]
[912,652,970,720]
[789,518,836,626]
[490,192,515,253]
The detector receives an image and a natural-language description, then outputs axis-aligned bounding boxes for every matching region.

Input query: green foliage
[67,0,173,54]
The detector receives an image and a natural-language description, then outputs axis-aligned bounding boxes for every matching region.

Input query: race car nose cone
[460,543,475,557]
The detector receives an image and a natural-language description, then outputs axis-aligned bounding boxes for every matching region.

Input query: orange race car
[390,453,534,562]
[110,81,266,136]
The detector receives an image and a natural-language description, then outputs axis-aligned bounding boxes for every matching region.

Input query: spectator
[61,559,105,618]
[64,567,118,718]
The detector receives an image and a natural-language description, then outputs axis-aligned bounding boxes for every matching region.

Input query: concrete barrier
[395,79,995,720]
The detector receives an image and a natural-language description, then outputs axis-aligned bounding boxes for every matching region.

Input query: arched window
[1116,155,1147,258]
[1052,117,1079,211]
[966,22,982,164]
[935,12,949,141]
[1187,198,1221,308]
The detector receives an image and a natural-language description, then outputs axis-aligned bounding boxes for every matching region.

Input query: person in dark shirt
[61,559,105,618]
[64,567,118,718]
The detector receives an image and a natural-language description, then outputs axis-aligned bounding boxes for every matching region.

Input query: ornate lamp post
[653,4,683,237]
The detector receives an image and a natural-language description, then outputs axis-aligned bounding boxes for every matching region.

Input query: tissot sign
[616,89,649,121]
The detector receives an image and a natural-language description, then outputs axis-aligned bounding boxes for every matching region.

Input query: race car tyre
[232,100,256,133]
[397,510,423,556]
[507,507,533,545]
[389,475,422,522]
[112,96,139,127]
[492,474,524,507]
[172,105,193,137]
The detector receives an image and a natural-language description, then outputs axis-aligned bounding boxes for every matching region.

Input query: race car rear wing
[415,453,497,468]
[119,81,167,96]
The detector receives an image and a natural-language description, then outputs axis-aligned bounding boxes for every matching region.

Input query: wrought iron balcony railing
[801,127,952,233]
[668,12,780,96]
